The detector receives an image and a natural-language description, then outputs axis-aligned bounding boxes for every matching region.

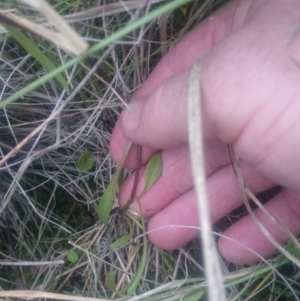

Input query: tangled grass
[0,0,300,300]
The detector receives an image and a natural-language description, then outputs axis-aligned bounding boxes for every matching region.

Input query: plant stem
[121,145,142,212]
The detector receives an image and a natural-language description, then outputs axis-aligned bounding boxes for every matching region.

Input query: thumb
[119,0,249,149]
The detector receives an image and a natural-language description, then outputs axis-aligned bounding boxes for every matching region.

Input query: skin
[110,0,300,264]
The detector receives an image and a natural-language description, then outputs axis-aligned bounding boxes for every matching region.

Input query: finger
[133,0,242,99]
[120,69,192,149]
[119,145,193,216]
[120,0,300,190]
[119,140,229,215]
[200,1,300,191]
[109,119,156,168]
[110,0,247,154]
[147,162,274,250]
[218,189,300,264]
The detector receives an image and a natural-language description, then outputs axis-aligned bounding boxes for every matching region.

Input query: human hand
[110,0,300,264]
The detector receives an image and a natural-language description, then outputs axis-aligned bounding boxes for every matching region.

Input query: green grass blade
[3,24,69,92]
[117,232,147,297]
[225,260,287,288]
[117,202,148,297]
[181,289,205,301]
[0,0,192,108]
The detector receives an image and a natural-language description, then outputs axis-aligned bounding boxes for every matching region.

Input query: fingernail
[121,100,143,132]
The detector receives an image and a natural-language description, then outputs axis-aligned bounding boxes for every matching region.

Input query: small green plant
[98,151,162,225]
[67,250,79,264]
[78,150,93,172]
[97,150,162,296]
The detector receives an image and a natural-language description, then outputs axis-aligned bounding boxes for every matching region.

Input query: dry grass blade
[18,0,88,54]
[0,10,84,56]
[0,44,115,219]
[188,58,226,301]
[64,0,167,22]
[230,146,300,268]
[0,260,64,266]
[0,290,108,301]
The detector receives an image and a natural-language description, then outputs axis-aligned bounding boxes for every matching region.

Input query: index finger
[110,1,241,163]
[133,1,240,99]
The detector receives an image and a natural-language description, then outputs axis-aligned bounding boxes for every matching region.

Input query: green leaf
[106,270,117,291]
[98,174,119,225]
[4,24,69,93]
[78,151,93,172]
[98,142,131,225]
[67,250,78,263]
[129,244,140,254]
[109,234,132,249]
[142,154,162,195]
